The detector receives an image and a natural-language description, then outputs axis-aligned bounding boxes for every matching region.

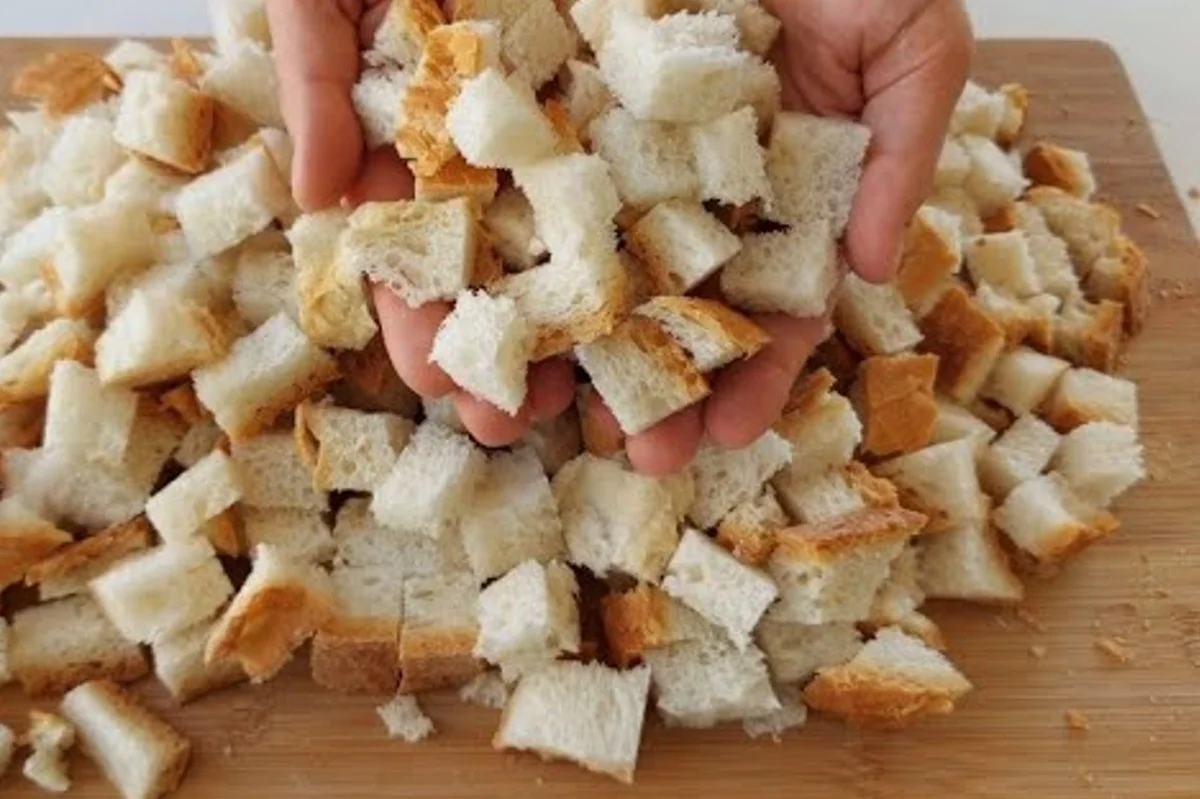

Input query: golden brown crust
[1024,142,1091,197]
[543,98,584,154]
[399,627,482,693]
[1052,299,1125,374]
[844,462,900,510]
[0,324,96,404]
[0,523,74,587]
[637,296,770,367]
[772,508,928,563]
[897,212,961,311]
[203,506,243,557]
[226,357,341,444]
[12,50,121,117]
[803,662,968,729]
[774,368,838,441]
[0,401,46,450]
[167,38,204,84]
[311,631,401,695]
[619,315,711,408]
[391,0,447,47]
[714,521,779,568]
[918,286,1006,403]
[600,585,672,668]
[1013,509,1120,565]
[24,517,151,588]
[853,353,939,458]
[205,584,335,682]
[210,98,259,153]
[296,260,377,353]
[414,155,500,206]
[982,204,1018,234]
[995,83,1029,148]
[158,383,208,426]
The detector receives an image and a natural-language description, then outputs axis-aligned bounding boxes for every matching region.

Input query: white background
[1,0,1197,225]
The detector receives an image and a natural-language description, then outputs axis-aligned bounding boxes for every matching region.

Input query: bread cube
[978,414,1061,498]
[453,0,574,88]
[964,231,1042,297]
[756,619,863,684]
[767,508,925,625]
[980,347,1070,416]
[352,64,412,150]
[372,421,487,532]
[430,290,532,415]
[1052,297,1125,374]
[231,432,327,510]
[400,572,482,693]
[374,0,444,67]
[950,80,1005,139]
[588,107,697,209]
[482,186,545,271]
[972,284,1057,350]
[1026,186,1121,270]
[1024,141,1096,199]
[929,399,998,455]
[563,59,615,135]
[772,465,868,525]
[232,236,296,325]
[62,680,192,799]
[994,473,1118,565]
[288,211,378,351]
[474,560,579,679]
[175,145,293,258]
[803,626,972,728]
[635,296,768,373]
[722,221,840,317]
[447,69,558,168]
[918,285,1006,403]
[918,519,1024,604]
[42,116,125,207]
[193,312,339,442]
[553,453,692,583]
[626,200,741,295]
[23,518,151,602]
[662,529,778,649]
[459,448,566,583]
[1042,368,1138,433]
[310,563,405,694]
[686,431,791,529]
[295,401,413,493]
[689,106,771,206]
[201,40,282,128]
[715,487,788,567]
[576,315,710,435]
[89,540,234,644]
[1052,422,1144,508]
[766,111,871,234]
[240,507,332,564]
[206,544,336,681]
[896,205,963,313]
[48,201,157,317]
[600,584,711,668]
[97,290,227,388]
[865,542,946,643]
[151,618,246,704]
[513,153,621,260]
[773,371,861,482]
[114,70,214,174]
[143,451,242,544]
[836,273,923,357]
[962,135,1029,215]
[210,0,272,51]
[334,498,469,578]
[1086,236,1149,334]
[875,439,986,533]
[852,353,938,458]
[103,40,166,75]
[43,361,137,468]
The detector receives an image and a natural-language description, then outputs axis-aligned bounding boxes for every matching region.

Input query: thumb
[265,0,365,211]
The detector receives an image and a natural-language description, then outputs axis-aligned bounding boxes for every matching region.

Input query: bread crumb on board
[1029,645,1048,660]
[1065,708,1091,732]
[1094,636,1135,665]
[1135,202,1162,220]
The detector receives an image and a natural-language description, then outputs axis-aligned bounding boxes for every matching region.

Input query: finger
[343,147,416,206]
[373,285,458,398]
[528,358,577,422]
[579,388,626,458]
[626,406,705,477]
[705,313,828,449]
[847,3,974,282]
[361,0,392,46]
[452,391,531,448]
[265,0,364,211]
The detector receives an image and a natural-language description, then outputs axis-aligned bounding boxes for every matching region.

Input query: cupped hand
[266,0,574,447]
[585,0,974,476]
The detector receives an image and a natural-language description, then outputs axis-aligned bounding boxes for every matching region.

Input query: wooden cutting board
[1,38,1199,799]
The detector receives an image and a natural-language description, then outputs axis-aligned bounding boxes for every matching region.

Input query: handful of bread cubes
[0,0,1151,793]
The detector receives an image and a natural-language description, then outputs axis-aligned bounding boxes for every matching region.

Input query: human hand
[584,0,974,475]
[266,0,575,446]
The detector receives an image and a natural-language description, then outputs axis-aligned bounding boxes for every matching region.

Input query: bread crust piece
[774,367,837,439]
[918,285,1006,403]
[205,583,335,682]
[12,51,121,116]
[635,296,770,371]
[310,628,400,695]
[1086,235,1149,335]
[0,321,97,404]
[844,462,901,509]
[853,354,939,458]
[803,655,970,729]
[0,517,73,588]
[414,155,500,205]
[24,516,152,590]
[1052,299,1125,374]
[774,507,928,562]
[1024,142,1092,197]
[399,628,483,694]
[600,585,673,668]
[897,211,961,311]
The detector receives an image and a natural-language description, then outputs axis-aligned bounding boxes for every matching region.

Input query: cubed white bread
[689,106,771,206]
[686,431,791,529]
[152,618,246,703]
[1087,236,1150,334]
[210,0,271,50]
[310,563,405,694]
[1042,368,1138,433]
[454,0,575,88]
[553,453,692,583]
[714,487,788,567]
[106,249,232,320]
[295,402,413,493]
[1025,186,1121,270]
[373,0,445,67]
[376,695,435,743]
[1024,142,1096,199]
[972,284,1058,351]
[103,157,188,216]
[980,347,1070,416]
[803,626,972,728]
[662,529,778,649]
[352,64,411,150]
[635,296,769,373]
[996,82,1029,145]
[918,519,1024,604]
[755,619,863,683]
[205,543,335,681]
[176,145,293,258]
[600,584,716,667]
[626,200,741,294]
[200,40,282,129]
[1052,297,1126,374]
[576,315,710,435]
[918,285,1007,403]
[1052,422,1144,508]
[569,0,662,51]
[0,211,70,292]
[773,377,862,482]
[766,508,926,625]
[721,220,840,317]
[520,409,583,476]
[474,560,580,679]
[241,507,333,564]
[61,680,191,799]
[144,451,242,544]
[964,232,1043,298]
[230,432,327,510]
[104,40,167,75]
[24,518,150,602]
[896,205,963,313]
[447,69,558,168]
[766,111,871,234]
[173,418,222,469]
[994,472,1119,565]
[852,352,940,459]
[667,0,781,55]
[961,135,1029,216]
[874,439,986,533]
[1027,231,1080,300]
[430,290,532,415]
[113,70,214,174]
[43,361,137,467]
[868,547,947,644]
[97,290,227,388]
[339,198,479,308]
[930,398,998,455]
[10,595,149,697]
[5,448,148,532]
[47,201,157,317]
[495,661,651,784]
[21,713,74,793]
[563,59,616,135]
[928,185,984,238]
[89,539,234,644]
[483,186,546,271]
[598,10,779,124]
[334,498,469,578]
[979,413,1061,498]
[835,273,923,357]
[950,81,1005,139]
[400,571,483,693]
[0,496,72,588]
[589,107,699,212]
[287,211,378,352]
[459,448,566,583]
[230,247,297,329]
[934,137,972,189]
[773,466,867,525]
[193,312,339,442]
[512,153,621,260]
[372,421,487,533]
[42,116,125,207]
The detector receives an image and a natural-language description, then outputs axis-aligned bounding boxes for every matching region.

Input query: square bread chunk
[474,559,580,680]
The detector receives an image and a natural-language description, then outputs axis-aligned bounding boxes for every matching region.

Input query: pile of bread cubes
[0,0,1151,792]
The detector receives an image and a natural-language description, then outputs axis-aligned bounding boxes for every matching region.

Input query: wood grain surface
[1,38,1199,799]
